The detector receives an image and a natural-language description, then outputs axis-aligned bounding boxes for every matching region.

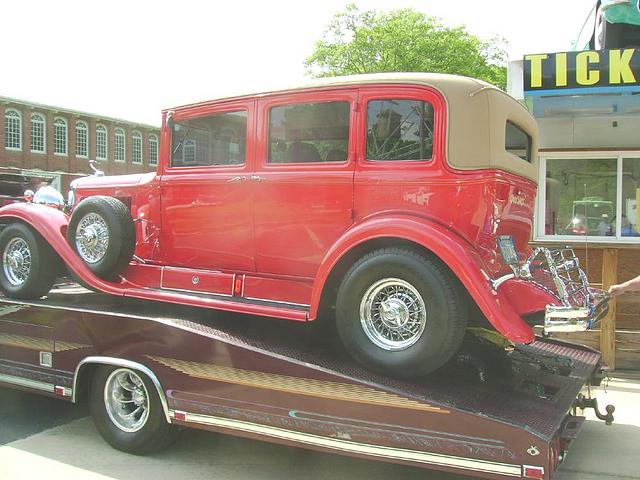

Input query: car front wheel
[0,223,58,299]
[336,248,467,379]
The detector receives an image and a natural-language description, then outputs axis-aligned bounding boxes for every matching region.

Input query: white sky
[1,0,593,126]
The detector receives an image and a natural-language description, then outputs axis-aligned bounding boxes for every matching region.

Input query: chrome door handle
[250,175,264,182]
[228,176,246,183]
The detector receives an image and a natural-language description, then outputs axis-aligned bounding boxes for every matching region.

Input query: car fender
[0,203,123,295]
[310,215,535,344]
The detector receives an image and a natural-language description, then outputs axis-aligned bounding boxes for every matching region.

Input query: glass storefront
[539,153,640,241]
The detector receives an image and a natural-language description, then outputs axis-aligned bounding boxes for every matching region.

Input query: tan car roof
[171,73,538,182]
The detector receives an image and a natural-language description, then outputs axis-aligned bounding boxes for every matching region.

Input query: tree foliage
[306,4,508,89]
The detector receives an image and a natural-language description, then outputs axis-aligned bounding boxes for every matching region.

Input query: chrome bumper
[544,288,609,334]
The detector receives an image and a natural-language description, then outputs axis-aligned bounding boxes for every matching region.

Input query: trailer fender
[0,203,123,295]
[310,215,535,344]
[72,356,171,423]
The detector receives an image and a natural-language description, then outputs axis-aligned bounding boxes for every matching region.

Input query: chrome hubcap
[104,369,150,433]
[75,213,109,264]
[3,238,31,286]
[360,278,427,351]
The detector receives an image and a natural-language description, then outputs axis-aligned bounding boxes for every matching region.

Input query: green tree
[306,4,508,89]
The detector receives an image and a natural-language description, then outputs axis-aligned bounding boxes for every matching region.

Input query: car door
[253,89,357,278]
[159,99,255,272]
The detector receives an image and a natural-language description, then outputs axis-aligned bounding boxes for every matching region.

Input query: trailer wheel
[68,196,135,280]
[89,365,177,455]
[336,248,467,379]
[0,223,58,299]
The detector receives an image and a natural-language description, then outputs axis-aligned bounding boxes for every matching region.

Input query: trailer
[0,284,614,480]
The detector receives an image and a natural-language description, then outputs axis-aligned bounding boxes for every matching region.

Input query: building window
[76,121,88,158]
[269,102,349,163]
[4,109,22,150]
[96,125,107,160]
[115,128,125,162]
[148,134,158,166]
[366,99,433,161]
[132,131,142,164]
[540,154,640,241]
[54,118,68,155]
[30,113,46,153]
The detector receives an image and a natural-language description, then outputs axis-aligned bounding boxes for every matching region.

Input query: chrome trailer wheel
[90,365,177,454]
[104,369,150,433]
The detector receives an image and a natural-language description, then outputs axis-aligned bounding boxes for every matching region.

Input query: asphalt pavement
[0,374,638,480]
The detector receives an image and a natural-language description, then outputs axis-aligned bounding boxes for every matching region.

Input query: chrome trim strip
[73,356,171,423]
[168,410,522,477]
[244,297,310,309]
[160,286,233,298]
[0,372,54,393]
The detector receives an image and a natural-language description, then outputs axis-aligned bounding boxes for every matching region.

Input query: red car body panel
[0,80,545,344]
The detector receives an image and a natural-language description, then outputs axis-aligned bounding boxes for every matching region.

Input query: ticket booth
[508,47,640,369]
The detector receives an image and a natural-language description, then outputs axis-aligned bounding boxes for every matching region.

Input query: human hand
[608,284,625,297]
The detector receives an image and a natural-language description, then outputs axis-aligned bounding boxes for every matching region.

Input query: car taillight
[523,465,545,479]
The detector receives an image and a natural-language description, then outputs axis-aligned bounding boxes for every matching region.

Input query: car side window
[171,110,247,167]
[505,121,532,163]
[268,101,350,163]
[366,99,434,161]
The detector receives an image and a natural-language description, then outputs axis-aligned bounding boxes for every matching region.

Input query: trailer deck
[0,285,611,480]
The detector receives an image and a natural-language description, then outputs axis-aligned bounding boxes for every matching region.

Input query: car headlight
[32,186,65,210]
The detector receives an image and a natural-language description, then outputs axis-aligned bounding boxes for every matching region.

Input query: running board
[122,286,310,322]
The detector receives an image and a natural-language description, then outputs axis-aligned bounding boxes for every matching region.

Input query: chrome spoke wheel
[2,238,32,286]
[75,213,109,264]
[104,369,150,433]
[360,278,427,351]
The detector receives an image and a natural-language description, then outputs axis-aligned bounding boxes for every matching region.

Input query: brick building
[1,96,160,195]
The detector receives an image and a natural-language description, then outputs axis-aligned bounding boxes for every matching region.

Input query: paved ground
[0,374,638,480]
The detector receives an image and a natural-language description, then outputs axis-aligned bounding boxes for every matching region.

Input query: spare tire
[68,196,135,280]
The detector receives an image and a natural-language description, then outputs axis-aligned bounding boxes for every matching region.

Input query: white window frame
[54,117,68,156]
[4,109,22,151]
[114,128,126,163]
[75,121,89,158]
[30,113,46,154]
[535,150,640,244]
[96,124,108,160]
[182,139,197,165]
[132,131,143,164]
[148,134,158,166]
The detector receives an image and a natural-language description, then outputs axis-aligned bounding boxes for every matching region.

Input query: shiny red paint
[0,82,546,344]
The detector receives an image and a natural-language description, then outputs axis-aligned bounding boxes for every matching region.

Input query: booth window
[505,121,531,163]
[366,99,434,161]
[542,156,640,240]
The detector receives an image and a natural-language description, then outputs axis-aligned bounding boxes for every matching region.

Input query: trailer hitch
[573,393,615,425]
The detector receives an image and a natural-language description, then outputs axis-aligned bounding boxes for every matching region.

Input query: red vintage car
[0,73,607,378]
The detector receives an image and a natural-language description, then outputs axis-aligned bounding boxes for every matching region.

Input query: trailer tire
[0,223,58,299]
[336,248,467,379]
[68,196,135,280]
[89,365,177,455]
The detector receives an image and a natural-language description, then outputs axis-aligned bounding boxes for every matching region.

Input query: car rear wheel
[336,248,468,379]
[89,365,177,454]
[0,223,58,299]
[68,196,135,280]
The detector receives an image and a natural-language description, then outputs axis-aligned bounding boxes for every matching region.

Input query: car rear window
[170,110,247,167]
[505,121,532,163]
[268,101,350,163]
[366,99,434,161]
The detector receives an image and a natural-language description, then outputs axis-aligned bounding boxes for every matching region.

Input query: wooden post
[600,248,618,370]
